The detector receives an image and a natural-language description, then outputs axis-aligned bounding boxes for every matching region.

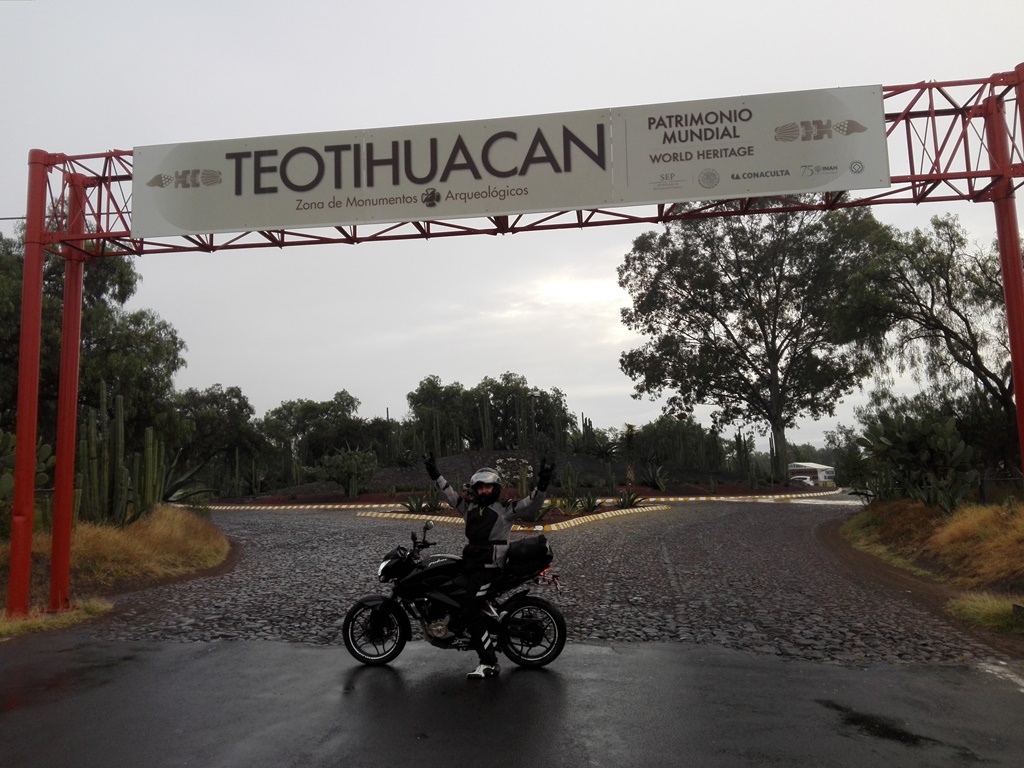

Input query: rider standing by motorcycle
[424,455,555,679]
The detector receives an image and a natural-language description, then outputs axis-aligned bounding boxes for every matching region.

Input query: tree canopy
[617,199,893,475]
[0,228,185,447]
[6,201,1019,506]
[847,214,1018,469]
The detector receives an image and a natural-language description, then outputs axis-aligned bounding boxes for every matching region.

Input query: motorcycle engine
[426,614,454,639]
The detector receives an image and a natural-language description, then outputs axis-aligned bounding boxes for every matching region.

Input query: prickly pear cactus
[856,412,976,513]
[0,427,55,503]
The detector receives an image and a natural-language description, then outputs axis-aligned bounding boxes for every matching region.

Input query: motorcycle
[342,520,567,668]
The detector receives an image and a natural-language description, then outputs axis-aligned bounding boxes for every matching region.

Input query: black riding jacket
[433,475,547,568]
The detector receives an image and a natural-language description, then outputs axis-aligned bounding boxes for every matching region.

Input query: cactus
[856,412,977,514]
[605,462,616,495]
[77,382,209,524]
[477,400,494,451]
[77,388,131,524]
[0,428,54,505]
[127,426,166,519]
[733,430,751,477]
[432,412,442,458]
[559,463,579,499]
[621,424,637,487]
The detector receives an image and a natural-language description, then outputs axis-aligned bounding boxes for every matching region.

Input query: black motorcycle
[342,521,567,668]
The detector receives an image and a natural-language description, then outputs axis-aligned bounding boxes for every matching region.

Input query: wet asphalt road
[2,499,1023,767]
[2,631,1023,767]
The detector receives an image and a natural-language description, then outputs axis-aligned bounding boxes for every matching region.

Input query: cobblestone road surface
[88,501,1004,664]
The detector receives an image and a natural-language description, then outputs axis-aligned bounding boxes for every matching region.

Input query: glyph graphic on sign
[146,170,222,189]
[774,119,869,142]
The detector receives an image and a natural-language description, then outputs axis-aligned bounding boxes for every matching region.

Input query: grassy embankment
[0,505,229,638]
[843,499,1024,634]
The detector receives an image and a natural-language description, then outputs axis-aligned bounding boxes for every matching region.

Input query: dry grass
[0,505,229,637]
[844,499,1024,635]
[947,593,1024,635]
[70,505,229,587]
[841,500,944,577]
[924,502,1024,588]
[0,598,113,639]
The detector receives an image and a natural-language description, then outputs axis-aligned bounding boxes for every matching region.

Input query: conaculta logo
[774,119,868,142]
[147,169,222,189]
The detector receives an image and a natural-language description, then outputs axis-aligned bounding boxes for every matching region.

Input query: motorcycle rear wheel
[498,595,566,668]
[342,601,407,665]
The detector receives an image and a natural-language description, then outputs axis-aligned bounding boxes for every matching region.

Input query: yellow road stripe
[202,489,843,531]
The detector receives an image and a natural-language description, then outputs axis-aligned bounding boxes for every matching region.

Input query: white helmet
[469,467,502,503]
[470,467,501,487]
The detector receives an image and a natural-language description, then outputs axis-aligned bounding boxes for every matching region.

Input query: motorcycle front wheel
[342,601,407,665]
[498,595,566,668]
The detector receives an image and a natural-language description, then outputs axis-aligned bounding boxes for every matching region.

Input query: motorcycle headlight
[378,546,413,583]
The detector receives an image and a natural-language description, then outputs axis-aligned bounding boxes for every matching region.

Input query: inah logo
[849,160,865,174]
[421,188,441,208]
[147,170,222,189]
[774,119,868,142]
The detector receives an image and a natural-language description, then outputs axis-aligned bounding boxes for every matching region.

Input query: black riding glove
[537,458,556,491]
[424,453,440,481]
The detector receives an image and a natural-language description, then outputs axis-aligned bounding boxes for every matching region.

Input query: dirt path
[818,515,1024,660]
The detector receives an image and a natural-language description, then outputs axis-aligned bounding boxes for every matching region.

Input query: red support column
[984,93,1024,476]
[6,150,51,617]
[49,175,87,612]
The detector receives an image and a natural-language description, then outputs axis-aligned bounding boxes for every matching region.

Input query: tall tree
[405,375,469,456]
[465,373,573,454]
[174,384,260,465]
[260,390,363,468]
[0,228,185,446]
[617,199,892,477]
[848,214,1017,468]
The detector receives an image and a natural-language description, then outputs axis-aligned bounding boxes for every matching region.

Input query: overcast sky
[1,0,1021,450]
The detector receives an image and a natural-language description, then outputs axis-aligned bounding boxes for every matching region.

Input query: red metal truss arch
[7,64,1024,616]
[26,66,1024,255]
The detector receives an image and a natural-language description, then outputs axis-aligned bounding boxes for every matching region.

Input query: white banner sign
[132,86,889,238]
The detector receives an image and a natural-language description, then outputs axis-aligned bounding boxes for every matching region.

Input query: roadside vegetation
[3,206,1023,643]
[0,505,229,638]
[843,499,1024,635]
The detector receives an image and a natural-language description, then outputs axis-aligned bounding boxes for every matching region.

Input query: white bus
[787,462,836,486]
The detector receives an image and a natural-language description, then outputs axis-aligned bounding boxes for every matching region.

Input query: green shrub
[615,490,649,509]
[423,483,443,513]
[306,448,379,498]
[639,463,668,492]
[857,412,976,514]
[576,491,603,514]
[402,494,427,514]
[559,464,579,498]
